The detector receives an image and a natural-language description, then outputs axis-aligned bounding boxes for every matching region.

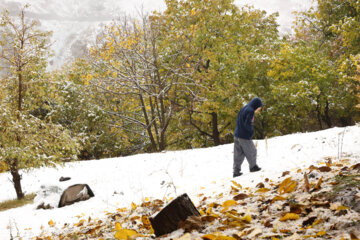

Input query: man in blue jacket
[233,97,263,177]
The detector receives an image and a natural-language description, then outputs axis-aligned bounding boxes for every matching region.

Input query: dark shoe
[233,172,243,178]
[250,165,261,172]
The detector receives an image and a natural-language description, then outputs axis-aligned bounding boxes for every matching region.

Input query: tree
[290,0,360,127]
[158,0,279,146]
[49,61,124,159]
[267,41,341,133]
[86,14,189,152]
[0,6,79,199]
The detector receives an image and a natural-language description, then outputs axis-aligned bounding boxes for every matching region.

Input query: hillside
[1,125,359,239]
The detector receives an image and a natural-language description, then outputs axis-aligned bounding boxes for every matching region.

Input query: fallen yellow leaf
[202,234,237,240]
[242,215,252,223]
[48,220,55,227]
[114,229,137,239]
[222,200,237,208]
[337,205,349,211]
[279,177,298,194]
[115,222,122,231]
[231,180,242,189]
[206,207,213,215]
[75,219,86,227]
[312,219,323,226]
[256,188,270,193]
[313,176,323,190]
[316,231,326,237]
[271,196,286,203]
[279,213,299,221]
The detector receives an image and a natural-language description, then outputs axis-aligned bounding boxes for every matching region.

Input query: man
[233,97,263,177]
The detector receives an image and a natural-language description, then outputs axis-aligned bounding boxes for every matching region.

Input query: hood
[248,97,263,109]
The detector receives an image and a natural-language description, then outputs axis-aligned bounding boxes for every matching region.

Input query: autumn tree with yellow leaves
[85,14,191,152]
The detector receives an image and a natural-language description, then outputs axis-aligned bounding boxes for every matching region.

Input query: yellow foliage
[279,177,297,194]
[231,180,242,189]
[115,222,122,231]
[222,200,237,208]
[256,188,270,193]
[117,207,127,212]
[75,219,86,227]
[313,176,323,190]
[312,219,323,226]
[202,233,237,240]
[206,207,213,215]
[279,213,299,221]
[131,202,137,210]
[337,205,349,211]
[242,215,252,223]
[114,229,138,239]
[48,219,55,227]
[271,195,286,203]
[141,215,152,230]
[315,231,326,237]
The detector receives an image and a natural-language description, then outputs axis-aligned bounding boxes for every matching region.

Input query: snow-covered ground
[0,125,359,239]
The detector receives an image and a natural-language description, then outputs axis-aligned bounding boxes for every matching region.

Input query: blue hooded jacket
[234,97,263,140]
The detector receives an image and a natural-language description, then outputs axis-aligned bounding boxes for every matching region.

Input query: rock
[58,184,95,208]
[59,176,71,182]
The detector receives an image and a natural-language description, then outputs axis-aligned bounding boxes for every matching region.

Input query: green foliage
[0,108,79,168]
[49,66,124,159]
[158,0,279,146]
[267,41,340,133]
[0,5,79,199]
[276,0,360,132]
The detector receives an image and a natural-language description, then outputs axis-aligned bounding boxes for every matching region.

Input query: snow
[0,124,359,239]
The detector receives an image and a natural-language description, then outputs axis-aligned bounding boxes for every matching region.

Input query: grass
[331,174,360,197]
[0,193,36,212]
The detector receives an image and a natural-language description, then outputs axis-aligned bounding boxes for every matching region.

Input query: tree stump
[149,193,200,237]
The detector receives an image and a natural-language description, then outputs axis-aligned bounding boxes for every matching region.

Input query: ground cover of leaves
[36,157,360,240]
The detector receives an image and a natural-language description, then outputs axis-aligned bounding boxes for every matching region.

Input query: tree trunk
[11,167,24,200]
[211,112,221,146]
[149,193,200,237]
[316,97,323,130]
[13,68,24,200]
[322,100,332,128]
[139,94,158,152]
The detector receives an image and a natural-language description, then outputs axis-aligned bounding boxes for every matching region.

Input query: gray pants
[233,137,257,173]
